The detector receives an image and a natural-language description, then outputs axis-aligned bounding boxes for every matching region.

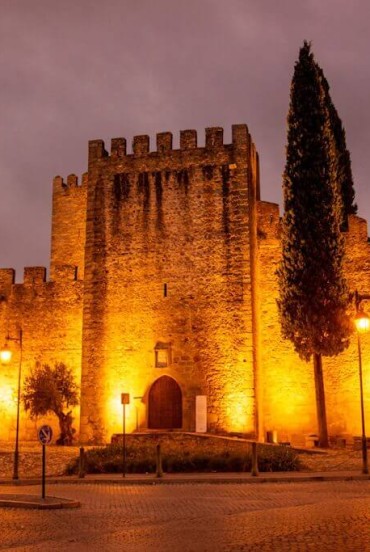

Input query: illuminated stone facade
[0,125,369,445]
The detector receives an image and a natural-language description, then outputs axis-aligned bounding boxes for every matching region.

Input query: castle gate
[148,376,182,429]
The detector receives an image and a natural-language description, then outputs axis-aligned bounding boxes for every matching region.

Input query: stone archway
[148,376,182,429]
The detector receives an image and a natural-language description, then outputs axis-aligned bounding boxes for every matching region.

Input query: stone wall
[50,173,87,280]
[257,203,370,445]
[1,123,369,447]
[0,266,83,442]
[80,125,260,443]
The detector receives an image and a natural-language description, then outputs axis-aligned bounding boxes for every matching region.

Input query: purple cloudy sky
[1,0,369,279]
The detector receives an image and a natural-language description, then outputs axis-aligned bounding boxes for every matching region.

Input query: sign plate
[195,395,207,433]
[38,425,53,445]
[121,393,130,405]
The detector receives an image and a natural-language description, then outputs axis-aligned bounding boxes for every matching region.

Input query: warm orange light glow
[0,385,15,406]
[225,391,251,433]
[0,346,12,363]
[355,311,370,333]
[108,394,124,420]
[104,390,135,436]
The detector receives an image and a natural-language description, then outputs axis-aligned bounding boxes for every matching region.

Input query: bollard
[78,447,85,479]
[42,444,46,499]
[251,442,259,477]
[156,443,163,478]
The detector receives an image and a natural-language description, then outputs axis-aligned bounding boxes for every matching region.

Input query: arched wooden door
[148,376,182,429]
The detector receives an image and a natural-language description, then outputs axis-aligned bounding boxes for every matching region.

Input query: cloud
[0,0,369,277]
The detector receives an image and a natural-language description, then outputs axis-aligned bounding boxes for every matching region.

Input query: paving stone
[0,481,368,550]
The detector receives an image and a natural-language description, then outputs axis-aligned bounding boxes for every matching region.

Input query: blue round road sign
[38,425,53,445]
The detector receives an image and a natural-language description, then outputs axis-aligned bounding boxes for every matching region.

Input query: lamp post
[121,393,130,478]
[354,291,369,475]
[0,329,23,480]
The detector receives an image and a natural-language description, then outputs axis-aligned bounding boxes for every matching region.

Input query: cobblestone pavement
[0,481,369,551]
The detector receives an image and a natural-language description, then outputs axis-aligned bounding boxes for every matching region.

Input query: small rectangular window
[155,342,171,368]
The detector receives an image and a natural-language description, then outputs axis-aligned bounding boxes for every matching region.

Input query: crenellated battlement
[0,265,80,293]
[88,125,252,164]
[23,266,47,285]
[53,172,88,191]
[257,203,370,246]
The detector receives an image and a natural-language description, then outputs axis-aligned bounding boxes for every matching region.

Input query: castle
[0,125,369,445]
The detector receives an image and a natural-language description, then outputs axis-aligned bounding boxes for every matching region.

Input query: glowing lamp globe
[355,311,370,333]
[0,346,12,363]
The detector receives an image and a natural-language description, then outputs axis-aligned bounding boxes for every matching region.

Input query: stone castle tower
[0,124,369,445]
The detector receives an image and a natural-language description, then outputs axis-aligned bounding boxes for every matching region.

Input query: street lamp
[0,329,23,480]
[354,291,369,475]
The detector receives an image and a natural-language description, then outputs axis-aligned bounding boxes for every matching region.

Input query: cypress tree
[317,65,357,225]
[278,42,352,447]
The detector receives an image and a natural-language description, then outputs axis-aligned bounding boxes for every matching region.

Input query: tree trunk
[56,411,75,445]
[313,353,329,447]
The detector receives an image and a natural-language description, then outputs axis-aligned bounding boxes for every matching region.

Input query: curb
[0,495,81,509]
[0,473,369,487]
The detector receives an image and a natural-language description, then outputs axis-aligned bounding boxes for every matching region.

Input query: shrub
[65,437,300,475]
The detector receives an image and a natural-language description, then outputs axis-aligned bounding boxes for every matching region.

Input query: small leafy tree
[278,42,352,447]
[23,362,79,445]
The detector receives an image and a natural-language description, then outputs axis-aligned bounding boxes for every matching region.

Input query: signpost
[121,393,130,478]
[38,425,53,499]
